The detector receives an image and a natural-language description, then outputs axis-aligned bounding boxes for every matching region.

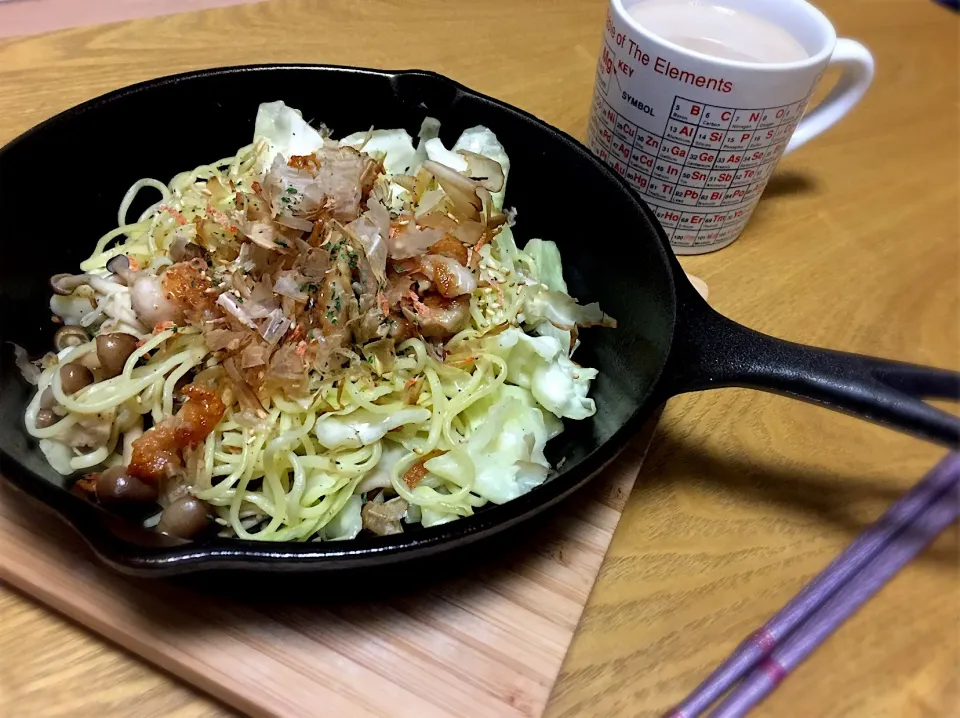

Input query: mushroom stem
[106,255,138,285]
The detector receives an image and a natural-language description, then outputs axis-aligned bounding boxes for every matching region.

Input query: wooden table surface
[0,0,957,716]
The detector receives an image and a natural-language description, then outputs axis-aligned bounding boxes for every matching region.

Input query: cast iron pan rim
[0,63,679,575]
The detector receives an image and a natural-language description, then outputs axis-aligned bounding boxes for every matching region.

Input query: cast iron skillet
[0,65,957,577]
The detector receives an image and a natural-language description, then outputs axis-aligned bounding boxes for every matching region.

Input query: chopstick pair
[666,453,960,718]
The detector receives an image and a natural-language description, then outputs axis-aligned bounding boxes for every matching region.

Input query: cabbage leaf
[339,129,417,175]
[484,328,598,420]
[425,384,560,504]
[253,101,325,171]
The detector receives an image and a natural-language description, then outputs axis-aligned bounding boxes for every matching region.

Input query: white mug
[587,0,874,254]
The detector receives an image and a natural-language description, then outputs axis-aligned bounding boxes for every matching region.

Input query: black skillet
[0,65,957,577]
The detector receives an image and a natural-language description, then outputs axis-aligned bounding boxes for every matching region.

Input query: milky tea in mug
[587,0,874,253]
[628,0,809,63]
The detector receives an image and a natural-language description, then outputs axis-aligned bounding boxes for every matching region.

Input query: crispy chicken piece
[427,235,469,266]
[402,293,471,340]
[128,384,225,483]
[161,260,218,319]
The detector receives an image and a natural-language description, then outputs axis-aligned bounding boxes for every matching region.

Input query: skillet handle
[659,286,960,448]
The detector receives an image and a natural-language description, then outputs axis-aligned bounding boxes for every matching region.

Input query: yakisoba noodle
[20,102,614,541]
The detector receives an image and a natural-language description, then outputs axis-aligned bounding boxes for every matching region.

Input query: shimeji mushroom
[95,466,158,506]
[59,363,94,394]
[53,325,89,351]
[157,496,211,538]
[105,254,138,285]
[33,409,58,429]
[49,273,91,296]
[95,333,139,378]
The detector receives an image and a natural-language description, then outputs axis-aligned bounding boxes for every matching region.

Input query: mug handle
[785,39,875,154]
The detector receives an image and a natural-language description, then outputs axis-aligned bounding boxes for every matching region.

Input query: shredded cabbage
[425,384,560,504]
[483,329,598,420]
[424,137,469,171]
[319,494,363,540]
[339,129,417,175]
[453,127,511,209]
[522,238,567,293]
[412,117,441,170]
[253,101,324,171]
[314,407,431,450]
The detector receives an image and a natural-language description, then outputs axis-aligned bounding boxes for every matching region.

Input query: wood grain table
[0,0,957,716]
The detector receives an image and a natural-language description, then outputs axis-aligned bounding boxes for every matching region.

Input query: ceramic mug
[587,0,874,254]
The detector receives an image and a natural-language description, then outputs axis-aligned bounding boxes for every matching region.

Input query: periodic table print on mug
[589,0,874,254]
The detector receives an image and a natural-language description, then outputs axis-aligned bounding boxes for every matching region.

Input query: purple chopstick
[710,474,960,717]
[667,453,960,718]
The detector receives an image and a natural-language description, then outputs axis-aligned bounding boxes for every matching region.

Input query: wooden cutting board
[0,423,656,718]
